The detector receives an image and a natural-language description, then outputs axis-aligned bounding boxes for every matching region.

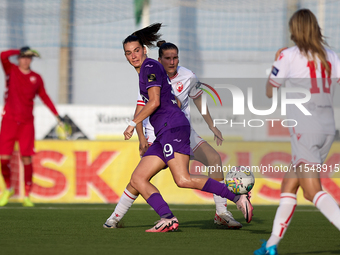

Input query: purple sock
[202,178,236,202]
[146,193,174,219]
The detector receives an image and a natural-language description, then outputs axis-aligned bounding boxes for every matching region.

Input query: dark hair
[157,40,179,58]
[123,23,162,48]
[20,46,31,55]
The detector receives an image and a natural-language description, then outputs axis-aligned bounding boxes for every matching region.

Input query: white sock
[214,181,228,214]
[313,191,340,231]
[267,193,297,248]
[108,189,138,221]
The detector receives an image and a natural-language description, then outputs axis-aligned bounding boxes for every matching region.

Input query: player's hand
[274,47,288,61]
[210,126,224,146]
[124,125,135,140]
[56,115,71,140]
[139,136,149,157]
[57,115,65,128]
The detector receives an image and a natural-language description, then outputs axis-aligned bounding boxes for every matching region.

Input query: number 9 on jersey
[163,143,173,158]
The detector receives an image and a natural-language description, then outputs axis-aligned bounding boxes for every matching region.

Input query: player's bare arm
[266,79,277,98]
[193,94,224,145]
[124,86,160,140]
[175,96,181,108]
[134,104,149,156]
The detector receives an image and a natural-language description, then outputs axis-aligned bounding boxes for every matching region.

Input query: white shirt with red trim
[137,90,153,133]
[269,46,340,135]
[170,66,202,122]
[136,66,202,140]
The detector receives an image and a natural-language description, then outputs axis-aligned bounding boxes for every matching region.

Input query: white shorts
[190,128,206,152]
[291,133,334,166]
[145,127,156,145]
[144,127,205,152]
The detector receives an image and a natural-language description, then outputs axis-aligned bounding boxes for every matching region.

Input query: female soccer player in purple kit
[120,23,253,232]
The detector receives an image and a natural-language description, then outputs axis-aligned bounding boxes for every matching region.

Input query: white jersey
[136,66,203,143]
[269,46,340,135]
[170,66,202,121]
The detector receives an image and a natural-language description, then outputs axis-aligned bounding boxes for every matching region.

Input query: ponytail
[123,23,162,48]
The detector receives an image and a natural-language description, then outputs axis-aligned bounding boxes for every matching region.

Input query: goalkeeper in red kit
[0,46,63,207]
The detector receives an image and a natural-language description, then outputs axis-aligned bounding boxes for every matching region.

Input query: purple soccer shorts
[143,125,191,166]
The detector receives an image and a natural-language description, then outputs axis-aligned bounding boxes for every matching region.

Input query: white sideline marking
[0,206,319,212]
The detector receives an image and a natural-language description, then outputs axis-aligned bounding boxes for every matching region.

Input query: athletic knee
[206,152,221,166]
[130,175,140,190]
[130,172,149,190]
[281,178,299,194]
[126,182,139,196]
[174,177,192,188]
[302,190,316,202]
[212,153,222,165]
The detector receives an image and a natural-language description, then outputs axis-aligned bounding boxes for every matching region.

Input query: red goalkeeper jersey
[1,49,58,122]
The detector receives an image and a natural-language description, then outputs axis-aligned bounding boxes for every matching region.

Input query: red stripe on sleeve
[137,100,145,106]
[190,90,203,99]
[269,79,281,87]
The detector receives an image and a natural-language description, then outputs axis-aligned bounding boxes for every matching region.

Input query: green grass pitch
[0,204,339,255]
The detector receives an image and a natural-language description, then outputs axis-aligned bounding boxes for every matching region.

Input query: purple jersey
[139,58,189,136]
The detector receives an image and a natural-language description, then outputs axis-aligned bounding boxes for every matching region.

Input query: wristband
[129,120,137,127]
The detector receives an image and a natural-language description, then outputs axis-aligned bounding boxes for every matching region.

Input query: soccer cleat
[254,240,278,255]
[103,218,119,229]
[236,193,253,223]
[214,211,243,229]
[145,217,179,232]
[23,197,34,207]
[0,189,14,206]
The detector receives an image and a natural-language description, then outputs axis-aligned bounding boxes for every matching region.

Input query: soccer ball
[225,166,255,195]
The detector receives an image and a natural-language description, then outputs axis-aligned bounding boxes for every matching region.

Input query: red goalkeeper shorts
[0,117,35,156]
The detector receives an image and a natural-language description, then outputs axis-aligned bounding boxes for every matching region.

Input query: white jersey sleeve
[171,66,202,122]
[269,49,290,87]
[136,90,155,141]
[137,90,146,106]
[188,73,203,99]
[268,46,338,135]
[332,51,340,84]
